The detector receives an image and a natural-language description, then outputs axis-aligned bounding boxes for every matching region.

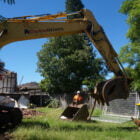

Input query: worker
[73,90,83,106]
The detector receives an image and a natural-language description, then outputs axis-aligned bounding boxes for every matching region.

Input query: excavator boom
[0,9,125,77]
[0,9,131,106]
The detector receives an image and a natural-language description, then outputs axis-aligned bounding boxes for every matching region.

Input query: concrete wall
[51,92,140,117]
[104,92,140,117]
[1,90,139,117]
[50,92,103,109]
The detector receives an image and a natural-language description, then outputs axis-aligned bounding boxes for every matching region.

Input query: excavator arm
[0,9,131,105]
[0,9,125,77]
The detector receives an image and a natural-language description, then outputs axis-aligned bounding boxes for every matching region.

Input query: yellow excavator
[0,9,131,125]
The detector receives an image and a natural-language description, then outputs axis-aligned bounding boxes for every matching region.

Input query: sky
[0,0,129,84]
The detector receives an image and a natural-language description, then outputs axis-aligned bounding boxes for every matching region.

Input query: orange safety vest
[73,95,83,102]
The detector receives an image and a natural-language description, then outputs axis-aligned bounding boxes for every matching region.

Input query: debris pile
[22,109,44,118]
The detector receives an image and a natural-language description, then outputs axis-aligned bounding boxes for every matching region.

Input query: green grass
[9,107,139,140]
[92,108,102,116]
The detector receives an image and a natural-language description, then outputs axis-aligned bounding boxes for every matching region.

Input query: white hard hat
[77,90,80,94]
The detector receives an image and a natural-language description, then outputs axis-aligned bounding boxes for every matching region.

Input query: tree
[1,0,15,4]
[119,0,140,91]
[65,0,84,19]
[65,0,84,13]
[0,60,5,68]
[37,0,107,94]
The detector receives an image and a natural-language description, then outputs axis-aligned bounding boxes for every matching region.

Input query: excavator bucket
[60,104,89,121]
[93,77,131,106]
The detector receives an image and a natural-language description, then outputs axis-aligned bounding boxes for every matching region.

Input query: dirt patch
[22,109,45,118]
[0,132,12,140]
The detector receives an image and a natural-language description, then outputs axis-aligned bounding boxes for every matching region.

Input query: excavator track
[0,105,23,129]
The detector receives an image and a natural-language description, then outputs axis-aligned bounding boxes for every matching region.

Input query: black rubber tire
[9,108,23,126]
